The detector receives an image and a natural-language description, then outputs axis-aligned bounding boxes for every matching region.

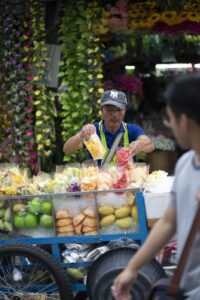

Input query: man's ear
[180,113,191,129]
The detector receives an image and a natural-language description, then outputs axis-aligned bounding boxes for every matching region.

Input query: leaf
[71,112,79,118]
[79,68,87,74]
[58,71,65,77]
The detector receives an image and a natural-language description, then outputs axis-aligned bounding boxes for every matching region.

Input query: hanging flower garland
[0,15,6,145]
[0,0,33,166]
[0,0,55,171]
[59,0,105,163]
[30,0,56,164]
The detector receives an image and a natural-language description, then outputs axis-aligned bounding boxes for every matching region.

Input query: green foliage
[59,0,104,163]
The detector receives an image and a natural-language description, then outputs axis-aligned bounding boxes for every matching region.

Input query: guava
[41,201,52,215]
[24,213,37,228]
[40,214,53,228]
[28,198,41,214]
[14,215,25,228]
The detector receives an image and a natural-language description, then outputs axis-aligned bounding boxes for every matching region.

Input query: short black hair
[164,72,200,125]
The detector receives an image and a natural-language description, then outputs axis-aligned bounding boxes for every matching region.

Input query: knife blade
[101,132,123,169]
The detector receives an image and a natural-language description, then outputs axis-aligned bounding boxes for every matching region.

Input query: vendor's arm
[112,205,176,300]
[63,124,96,154]
[130,135,155,156]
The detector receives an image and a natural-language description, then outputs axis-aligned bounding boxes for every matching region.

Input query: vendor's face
[165,106,191,149]
[101,105,126,130]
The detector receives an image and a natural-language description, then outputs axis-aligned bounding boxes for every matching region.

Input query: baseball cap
[101,89,128,109]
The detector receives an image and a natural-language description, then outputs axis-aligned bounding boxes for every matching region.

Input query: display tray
[0,188,141,238]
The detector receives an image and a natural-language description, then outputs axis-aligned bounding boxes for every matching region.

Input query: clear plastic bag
[83,134,105,160]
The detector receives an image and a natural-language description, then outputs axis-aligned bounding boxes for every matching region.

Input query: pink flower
[27,141,34,147]
[26,130,33,137]
[110,7,120,14]
[25,96,33,103]
[23,64,32,70]
[27,74,34,80]
[25,108,33,114]
[25,119,33,125]
[5,128,10,133]
[24,31,32,36]
[30,151,37,158]
[26,84,33,91]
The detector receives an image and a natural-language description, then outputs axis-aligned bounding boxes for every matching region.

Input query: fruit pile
[55,207,98,236]
[13,197,54,230]
[97,193,138,232]
[0,200,12,231]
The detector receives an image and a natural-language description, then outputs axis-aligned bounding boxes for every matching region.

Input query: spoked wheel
[0,243,73,300]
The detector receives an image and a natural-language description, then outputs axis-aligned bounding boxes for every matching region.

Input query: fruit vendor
[63,89,155,164]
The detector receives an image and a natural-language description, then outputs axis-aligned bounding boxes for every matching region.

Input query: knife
[101,132,123,169]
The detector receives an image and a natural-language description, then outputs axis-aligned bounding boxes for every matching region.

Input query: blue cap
[101,90,128,109]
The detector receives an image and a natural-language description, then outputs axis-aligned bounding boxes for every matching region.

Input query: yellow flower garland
[125,1,200,31]
[148,13,160,25]
[160,11,178,26]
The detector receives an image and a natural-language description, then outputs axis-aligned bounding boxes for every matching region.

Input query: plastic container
[11,197,55,237]
[96,191,138,234]
[53,193,99,236]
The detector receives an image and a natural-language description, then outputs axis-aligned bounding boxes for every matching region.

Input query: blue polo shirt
[84,121,145,165]
[93,121,145,149]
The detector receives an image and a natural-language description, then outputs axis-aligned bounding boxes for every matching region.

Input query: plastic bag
[116,147,132,170]
[84,134,105,160]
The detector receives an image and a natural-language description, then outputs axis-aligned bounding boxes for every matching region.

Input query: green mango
[67,268,84,280]
[0,220,4,230]
[4,221,12,231]
[0,208,6,218]
[4,208,10,222]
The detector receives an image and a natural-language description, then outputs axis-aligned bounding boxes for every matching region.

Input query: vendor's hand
[79,124,96,140]
[111,268,138,300]
[130,140,141,157]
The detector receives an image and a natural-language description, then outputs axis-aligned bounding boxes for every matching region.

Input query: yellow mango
[127,192,135,205]
[115,217,132,229]
[98,205,115,216]
[115,206,131,219]
[100,215,115,227]
[131,205,138,222]
[13,203,25,213]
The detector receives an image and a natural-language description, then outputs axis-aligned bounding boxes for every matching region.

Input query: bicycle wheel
[0,243,73,300]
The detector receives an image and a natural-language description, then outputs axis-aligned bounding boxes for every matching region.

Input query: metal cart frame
[0,188,148,292]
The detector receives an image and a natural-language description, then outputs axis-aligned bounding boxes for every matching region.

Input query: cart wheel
[0,243,73,300]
